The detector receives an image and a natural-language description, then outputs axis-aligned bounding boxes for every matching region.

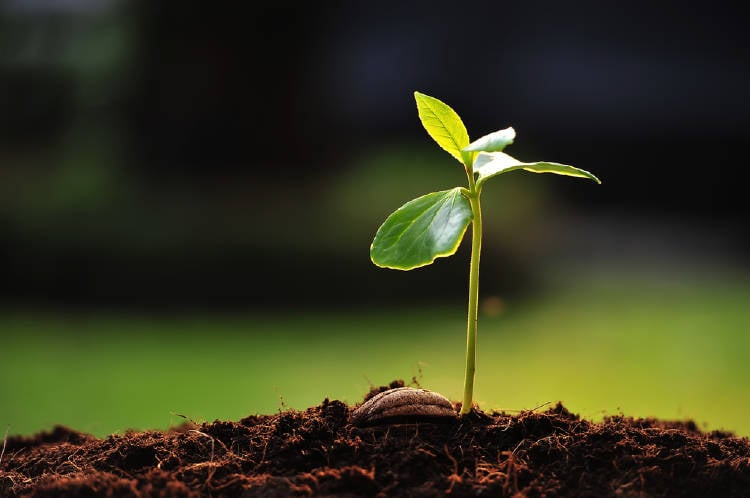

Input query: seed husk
[350,387,457,427]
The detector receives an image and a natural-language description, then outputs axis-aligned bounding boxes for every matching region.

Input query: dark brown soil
[2,380,749,497]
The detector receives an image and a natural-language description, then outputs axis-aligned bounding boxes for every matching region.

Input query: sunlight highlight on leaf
[473,151,601,187]
[463,127,516,153]
[414,92,470,164]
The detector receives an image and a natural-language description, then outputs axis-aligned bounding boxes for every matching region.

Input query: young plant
[370,92,601,415]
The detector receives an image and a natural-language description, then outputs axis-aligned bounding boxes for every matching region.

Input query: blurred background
[2,1,749,437]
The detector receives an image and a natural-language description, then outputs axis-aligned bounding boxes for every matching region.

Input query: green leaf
[371,187,473,270]
[463,127,516,153]
[414,91,470,164]
[474,151,601,187]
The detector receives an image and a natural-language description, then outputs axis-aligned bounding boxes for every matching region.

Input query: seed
[349,387,457,427]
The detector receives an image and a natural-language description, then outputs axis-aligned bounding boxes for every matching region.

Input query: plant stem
[461,182,482,415]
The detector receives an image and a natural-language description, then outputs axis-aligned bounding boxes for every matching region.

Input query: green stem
[461,179,482,415]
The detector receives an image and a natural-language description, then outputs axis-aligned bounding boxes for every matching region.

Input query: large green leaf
[371,188,472,270]
[463,127,516,153]
[474,151,601,187]
[414,92,470,164]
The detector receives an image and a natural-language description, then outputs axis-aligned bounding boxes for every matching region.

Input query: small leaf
[474,151,601,186]
[414,92,470,164]
[463,127,516,153]
[371,188,472,270]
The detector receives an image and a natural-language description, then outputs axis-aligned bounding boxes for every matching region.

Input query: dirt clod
[2,382,749,497]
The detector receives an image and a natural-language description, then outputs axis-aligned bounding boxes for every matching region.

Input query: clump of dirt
[2,381,749,497]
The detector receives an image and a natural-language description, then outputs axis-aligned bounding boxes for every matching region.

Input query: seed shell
[350,387,457,427]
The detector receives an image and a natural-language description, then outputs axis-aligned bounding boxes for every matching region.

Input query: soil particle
[2,381,749,497]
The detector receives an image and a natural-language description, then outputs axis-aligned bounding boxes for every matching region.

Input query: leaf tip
[413,90,427,102]
[586,171,602,184]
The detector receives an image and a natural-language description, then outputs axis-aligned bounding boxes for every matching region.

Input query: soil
[2,379,749,497]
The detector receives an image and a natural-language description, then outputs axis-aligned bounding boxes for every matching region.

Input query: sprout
[370,92,601,414]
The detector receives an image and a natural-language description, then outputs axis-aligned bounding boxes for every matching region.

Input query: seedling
[370,92,600,415]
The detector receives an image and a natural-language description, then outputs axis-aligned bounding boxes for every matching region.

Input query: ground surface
[2,380,749,497]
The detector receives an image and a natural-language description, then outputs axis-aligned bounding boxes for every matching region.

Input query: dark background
[1,1,748,311]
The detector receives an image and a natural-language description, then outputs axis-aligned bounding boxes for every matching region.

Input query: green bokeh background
[3,275,749,438]
[2,3,749,440]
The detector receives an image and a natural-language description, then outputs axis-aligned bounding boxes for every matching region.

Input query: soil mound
[2,382,749,497]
